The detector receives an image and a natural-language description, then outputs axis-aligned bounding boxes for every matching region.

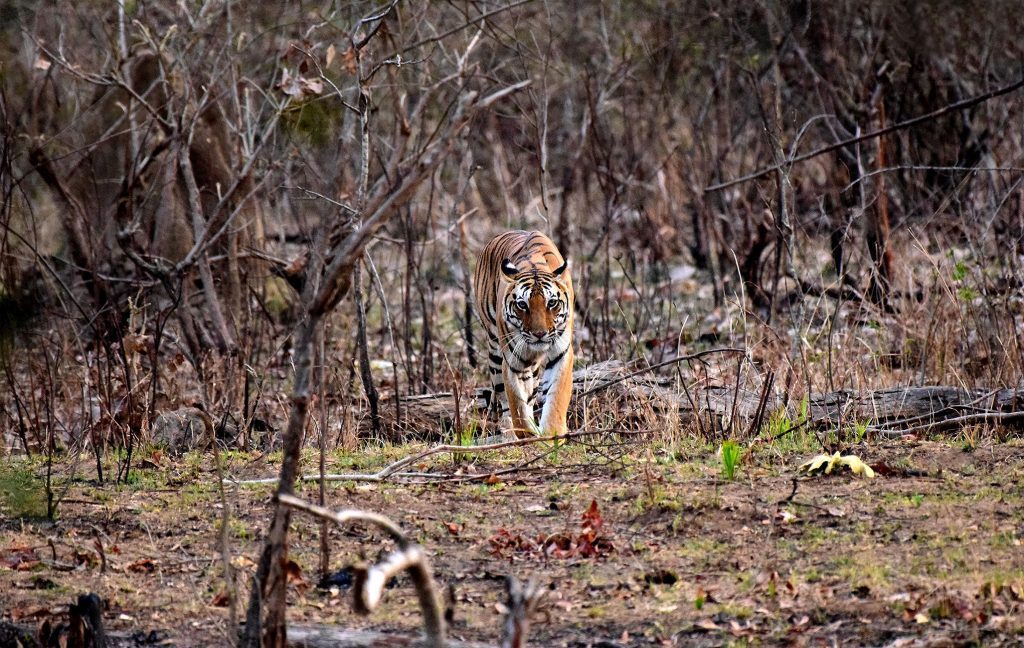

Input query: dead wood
[500,577,545,648]
[277,497,550,648]
[245,76,534,648]
[808,386,1024,431]
[704,74,1024,193]
[277,495,445,648]
[353,360,1024,441]
[286,626,490,648]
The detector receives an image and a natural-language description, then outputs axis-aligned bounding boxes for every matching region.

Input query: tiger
[472,230,574,438]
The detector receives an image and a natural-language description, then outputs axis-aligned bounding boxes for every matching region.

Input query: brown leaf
[210,590,230,607]
[582,499,603,531]
[278,69,302,97]
[1,546,40,571]
[73,548,98,568]
[341,47,357,74]
[443,521,461,536]
[286,559,308,589]
[122,333,153,355]
[694,618,721,631]
[126,558,158,573]
[300,77,324,96]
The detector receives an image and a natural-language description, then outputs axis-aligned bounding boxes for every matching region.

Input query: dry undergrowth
[1,433,1022,646]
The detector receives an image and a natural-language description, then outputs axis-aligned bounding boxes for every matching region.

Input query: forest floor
[2,435,1023,647]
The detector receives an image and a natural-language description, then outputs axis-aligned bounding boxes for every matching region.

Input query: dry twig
[277,494,445,648]
[705,75,1024,193]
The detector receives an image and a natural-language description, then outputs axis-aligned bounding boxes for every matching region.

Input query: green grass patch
[0,461,50,519]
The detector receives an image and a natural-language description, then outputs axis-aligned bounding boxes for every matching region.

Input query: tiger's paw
[541,426,568,439]
[508,419,542,439]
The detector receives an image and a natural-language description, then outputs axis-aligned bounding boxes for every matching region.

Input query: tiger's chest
[496,318,571,371]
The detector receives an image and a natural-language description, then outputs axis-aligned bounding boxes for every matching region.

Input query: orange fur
[473,231,574,438]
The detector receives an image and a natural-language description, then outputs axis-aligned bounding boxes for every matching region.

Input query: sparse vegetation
[720,440,741,480]
[2,0,1024,645]
[0,462,49,520]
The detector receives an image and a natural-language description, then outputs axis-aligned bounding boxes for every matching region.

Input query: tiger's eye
[515,300,528,311]
[547,299,559,309]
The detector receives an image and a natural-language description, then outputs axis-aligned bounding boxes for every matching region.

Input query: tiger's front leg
[538,346,574,436]
[503,363,539,438]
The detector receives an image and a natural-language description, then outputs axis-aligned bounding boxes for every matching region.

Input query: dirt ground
[2,437,1023,647]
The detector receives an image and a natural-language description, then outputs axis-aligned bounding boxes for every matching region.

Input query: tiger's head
[500,258,571,346]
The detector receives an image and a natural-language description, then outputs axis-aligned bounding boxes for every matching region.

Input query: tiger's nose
[530,329,547,341]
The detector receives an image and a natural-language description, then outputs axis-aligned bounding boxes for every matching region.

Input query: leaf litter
[0,440,1022,645]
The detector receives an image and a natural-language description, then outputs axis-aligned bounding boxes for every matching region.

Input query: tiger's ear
[553,257,569,277]
[500,259,519,279]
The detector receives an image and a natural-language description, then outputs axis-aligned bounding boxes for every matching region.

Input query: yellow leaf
[799,454,833,473]
[824,451,841,474]
[838,455,876,479]
[799,452,875,479]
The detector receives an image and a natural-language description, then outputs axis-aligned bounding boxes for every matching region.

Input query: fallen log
[807,386,1024,426]
[352,360,1024,441]
[287,626,490,648]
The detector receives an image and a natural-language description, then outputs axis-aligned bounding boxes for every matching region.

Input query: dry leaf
[286,559,309,589]
[443,521,461,536]
[210,590,230,607]
[126,558,158,573]
[799,452,875,479]
[341,47,357,74]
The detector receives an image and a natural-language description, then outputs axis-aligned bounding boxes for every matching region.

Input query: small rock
[151,407,214,455]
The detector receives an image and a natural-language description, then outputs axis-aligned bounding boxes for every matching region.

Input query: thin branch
[277,495,445,648]
[843,165,1024,193]
[276,494,407,545]
[867,411,1024,437]
[577,347,746,398]
[178,141,236,352]
[398,0,534,56]
[705,74,1024,193]
[227,428,639,485]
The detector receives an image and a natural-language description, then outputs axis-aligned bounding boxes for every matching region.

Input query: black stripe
[489,353,503,364]
[509,345,529,366]
[478,389,492,407]
[545,349,567,370]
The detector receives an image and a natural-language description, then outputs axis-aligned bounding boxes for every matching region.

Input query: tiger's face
[501,260,571,347]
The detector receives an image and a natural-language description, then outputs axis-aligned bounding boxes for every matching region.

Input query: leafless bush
[1,2,1022,474]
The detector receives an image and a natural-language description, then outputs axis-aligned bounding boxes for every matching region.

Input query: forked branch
[277,495,444,646]
[277,495,547,648]
[705,74,1024,193]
